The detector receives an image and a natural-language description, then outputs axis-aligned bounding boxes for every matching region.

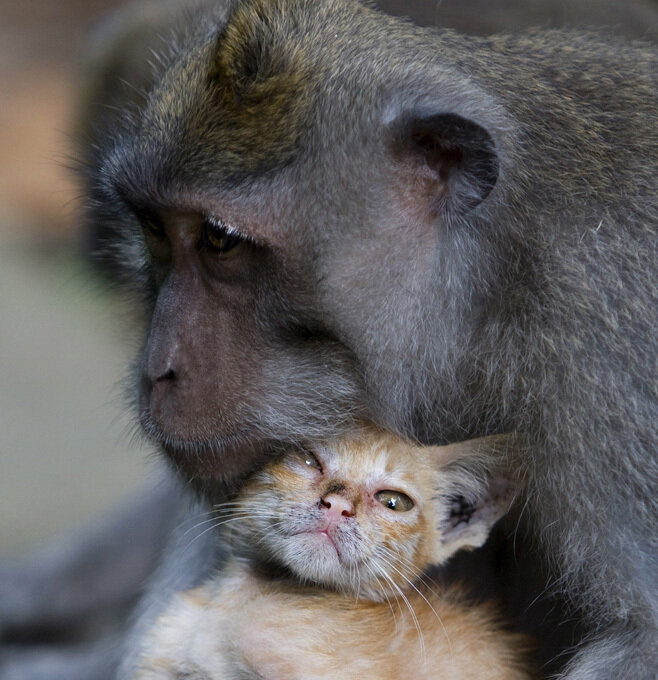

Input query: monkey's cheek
[137,377,273,481]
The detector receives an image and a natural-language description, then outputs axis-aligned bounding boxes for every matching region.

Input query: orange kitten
[134,429,533,679]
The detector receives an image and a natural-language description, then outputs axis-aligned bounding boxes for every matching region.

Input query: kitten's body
[137,562,528,680]
[134,430,532,679]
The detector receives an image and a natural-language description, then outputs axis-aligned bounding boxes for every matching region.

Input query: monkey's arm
[0,474,185,642]
[0,638,121,680]
[0,472,226,680]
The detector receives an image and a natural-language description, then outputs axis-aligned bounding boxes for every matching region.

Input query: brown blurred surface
[0,0,119,236]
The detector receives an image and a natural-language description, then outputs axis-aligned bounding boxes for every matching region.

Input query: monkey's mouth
[141,415,273,483]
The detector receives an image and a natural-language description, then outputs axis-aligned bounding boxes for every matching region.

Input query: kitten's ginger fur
[134,429,532,679]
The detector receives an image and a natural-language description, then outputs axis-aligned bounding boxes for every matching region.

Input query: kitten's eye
[375,490,414,512]
[201,217,243,254]
[298,450,323,472]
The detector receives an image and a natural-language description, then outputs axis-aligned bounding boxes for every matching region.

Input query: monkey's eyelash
[200,217,246,254]
[205,216,253,242]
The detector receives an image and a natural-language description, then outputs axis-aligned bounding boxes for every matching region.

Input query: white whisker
[181,514,277,553]
[364,562,398,630]
[376,547,453,655]
[378,545,442,598]
[375,563,425,658]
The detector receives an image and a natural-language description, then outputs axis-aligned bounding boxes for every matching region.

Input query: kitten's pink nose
[321,493,355,518]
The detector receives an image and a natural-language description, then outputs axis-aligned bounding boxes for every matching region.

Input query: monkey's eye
[374,490,414,512]
[200,218,243,254]
[298,450,323,473]
[139,211,166,239]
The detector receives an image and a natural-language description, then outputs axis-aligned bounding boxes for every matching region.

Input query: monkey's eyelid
[206,215,253,242]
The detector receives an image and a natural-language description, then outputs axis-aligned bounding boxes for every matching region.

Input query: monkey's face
[130,201,367,484]
[91,1,506,485]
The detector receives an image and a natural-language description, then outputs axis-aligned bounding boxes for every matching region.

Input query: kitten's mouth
[319,529,341,555]
[295,528,343,560]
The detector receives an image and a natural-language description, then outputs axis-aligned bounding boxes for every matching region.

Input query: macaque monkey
[80,1,657,678]
[4,1,655,679]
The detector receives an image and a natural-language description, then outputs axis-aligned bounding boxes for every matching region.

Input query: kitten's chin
[276,533,393,601]
[283,532,345,583]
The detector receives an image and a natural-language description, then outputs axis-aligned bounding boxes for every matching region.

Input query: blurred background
[1,0,657,559]
[0,0,151,555]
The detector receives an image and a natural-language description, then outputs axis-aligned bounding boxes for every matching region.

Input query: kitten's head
[224,427,523,600]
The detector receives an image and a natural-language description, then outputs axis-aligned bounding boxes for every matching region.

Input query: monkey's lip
[140,409,273,481]
[158,432,272,482]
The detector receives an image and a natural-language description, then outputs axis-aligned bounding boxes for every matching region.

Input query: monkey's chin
[139,408,274,484]
[146,429,270,486]
[164,439,274,488]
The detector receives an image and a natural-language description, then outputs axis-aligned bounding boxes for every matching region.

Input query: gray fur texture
[77,0,657,678]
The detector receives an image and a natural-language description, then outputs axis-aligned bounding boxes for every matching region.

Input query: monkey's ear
[427,435,524,564]
[388,111,499,215]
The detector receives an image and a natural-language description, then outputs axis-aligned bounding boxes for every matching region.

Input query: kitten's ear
[428,434,526,563]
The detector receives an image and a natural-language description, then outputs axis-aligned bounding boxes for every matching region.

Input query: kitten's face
[224,430,508,600]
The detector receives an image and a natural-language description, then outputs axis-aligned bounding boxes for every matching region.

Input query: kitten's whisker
[209,505,280,518]
[214,514,279,528]
[252,520,288,547]
[178,516,229,540]
[181,514,278,553]
[182,521,225,553]
[206,505,272,517]
[377,552,453,655]
[353,562,362,602]
[179,509,281,539]
[375,564,426,658]
[378,546,450,606]
[364,562,398,630]
[178,512,258,540]
[211,500,249,509]
[183,503,249,522]
[183,503,276,523]
[377,546,442,598]
[174,511,220,536]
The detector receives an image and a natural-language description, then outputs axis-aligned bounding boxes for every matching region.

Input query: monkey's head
[89,0,514,487]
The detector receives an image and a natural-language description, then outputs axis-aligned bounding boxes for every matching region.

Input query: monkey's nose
[321,493,355,518]
[154,368,176,383]
[140,360,179,425]
[141,365,176,400]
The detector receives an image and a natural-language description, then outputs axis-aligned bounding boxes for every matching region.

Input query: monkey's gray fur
[4,1,657,678]
[89,1,657,677]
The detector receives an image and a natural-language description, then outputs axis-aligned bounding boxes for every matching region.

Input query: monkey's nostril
[155,368,176,383]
